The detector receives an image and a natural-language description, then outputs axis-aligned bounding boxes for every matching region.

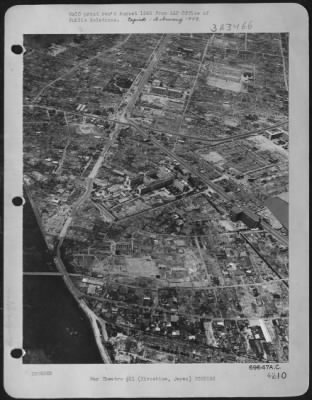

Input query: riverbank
[80,300,112,363]
[23,196,103,363]
[54,253,111,364]
[25,187,111,363]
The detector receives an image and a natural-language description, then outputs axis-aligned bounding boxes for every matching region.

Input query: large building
[151,86,167,96]
[230,206,242,222]
[265,128,285,141]
[150,85,183,99]
[265,192,289,230]
[230,206,260,228]
[130,169,158,188]
[240,209,260,229]
[177,46,194,55]
[137,173,175,195]
[167,88,183,99]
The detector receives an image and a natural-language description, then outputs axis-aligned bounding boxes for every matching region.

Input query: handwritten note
[68,9,253,32]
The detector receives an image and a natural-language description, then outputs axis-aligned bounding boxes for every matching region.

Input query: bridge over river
[23,271,83,277]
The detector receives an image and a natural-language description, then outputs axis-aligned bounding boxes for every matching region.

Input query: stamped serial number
[32,371,53,376]
[194,376,215,381]
[248,365,287,379]
[249,364,281,370]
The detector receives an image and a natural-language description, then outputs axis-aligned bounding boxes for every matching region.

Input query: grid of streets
[23,33,289,364]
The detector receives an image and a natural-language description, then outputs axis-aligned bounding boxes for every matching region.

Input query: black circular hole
[12,196,24,206]
[10,348,23,359]
[11,45,23,55]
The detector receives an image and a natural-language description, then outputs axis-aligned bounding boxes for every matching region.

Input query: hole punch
[12,196,24,206]
[10,348,24,359]
[11,44,23,55]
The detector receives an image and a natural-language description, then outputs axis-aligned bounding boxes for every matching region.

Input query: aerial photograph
[23,33,289,364]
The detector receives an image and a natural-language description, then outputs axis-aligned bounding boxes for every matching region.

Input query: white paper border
[4,3,309,398]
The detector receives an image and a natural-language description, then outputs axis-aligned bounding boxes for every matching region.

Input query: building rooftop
[265,196,289,230]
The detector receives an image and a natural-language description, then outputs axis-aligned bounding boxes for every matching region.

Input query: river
[23,195,102,363]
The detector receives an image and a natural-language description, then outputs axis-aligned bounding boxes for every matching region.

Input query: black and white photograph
[3,3,309,398]
[23,32,290,365]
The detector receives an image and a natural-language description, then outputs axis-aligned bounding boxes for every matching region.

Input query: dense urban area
[24,33,289,364]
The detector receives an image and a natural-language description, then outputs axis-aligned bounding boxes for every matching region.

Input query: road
[241,232,288,287]
[172,35,214,152]
[55,138,70,175]
[194,236,210,281]
[53,237,113,363]
[79,299,112,363]
[129,119,232,202]
[115,188,206,224]
[23,271,82,277]
[109,322,267,363]
[179,34,214,126]
[28,33,289,363]
[24,186,51,250]
[24,104,288,147]
[260,221,288,247]
[31,34,131,104]
[56,34,168,241]
[91,200,116,222]
[47,34,169,362]
[55,112,70,175]
[121,34,169,117]
[49,85,126,364]
[129,120,289,247]
[278,33,288,92]
[51,118,123,362]
[152,120,289,145]
[23,104,128,130]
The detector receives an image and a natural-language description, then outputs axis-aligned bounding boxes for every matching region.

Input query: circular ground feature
[76,123,96,135]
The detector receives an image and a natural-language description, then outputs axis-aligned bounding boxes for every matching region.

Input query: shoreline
[22,36,167,364]
[80,300,112,363]
[24,187,109,363]
[55,247,112,364]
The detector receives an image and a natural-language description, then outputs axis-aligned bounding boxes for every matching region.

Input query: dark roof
[265,197,289,230]
[242,208,260,221]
